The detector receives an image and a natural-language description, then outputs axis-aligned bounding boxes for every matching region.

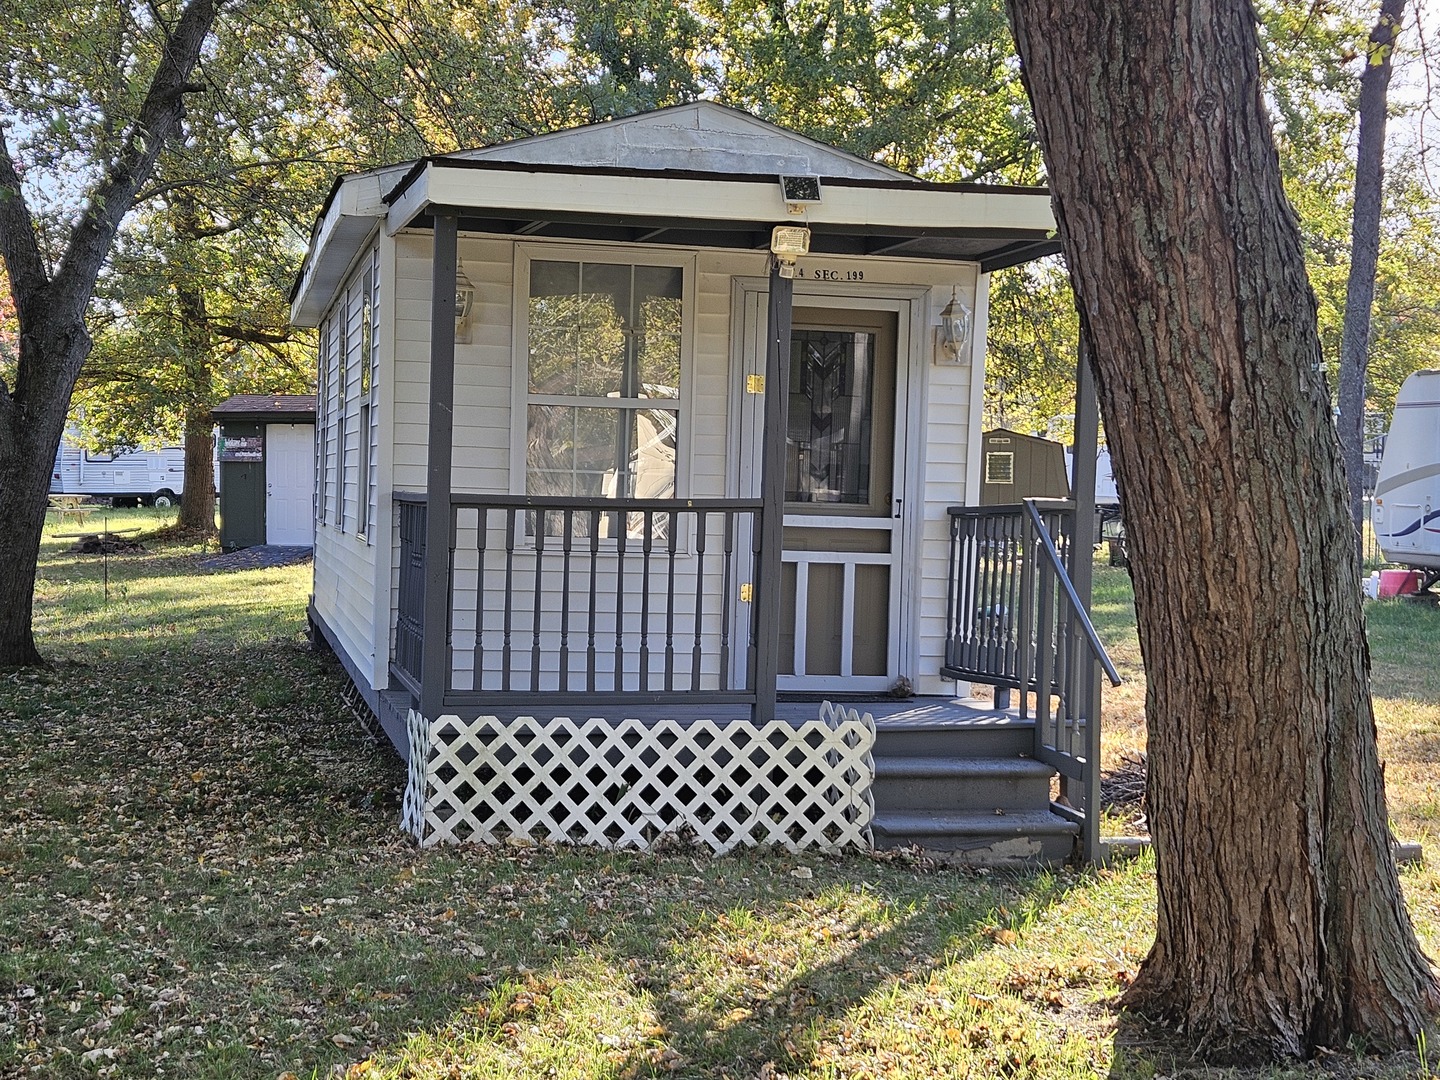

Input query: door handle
[893,498,902,519]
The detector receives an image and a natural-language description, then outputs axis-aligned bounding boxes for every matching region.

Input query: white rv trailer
[50,437,186,507]
[1372,369,1440,582]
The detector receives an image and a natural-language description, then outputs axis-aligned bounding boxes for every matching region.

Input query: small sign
[219,435,263,462]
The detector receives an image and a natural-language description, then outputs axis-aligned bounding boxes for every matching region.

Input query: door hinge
[740,583,753,602]
[746,374,765,394]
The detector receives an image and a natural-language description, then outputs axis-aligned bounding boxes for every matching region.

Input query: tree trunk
[1005,0,1439,1061]
[0,320,90,667]
[174,268,217,536]
[179,414,215,533]
[1339,0,1404,552]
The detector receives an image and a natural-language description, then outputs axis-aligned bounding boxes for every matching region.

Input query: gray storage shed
[212,395,317,551]
[978,428,1071,505]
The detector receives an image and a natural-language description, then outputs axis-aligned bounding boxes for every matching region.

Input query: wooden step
[871,755,1053,812]
[873,718,1035,758]
[871,808,1079,865]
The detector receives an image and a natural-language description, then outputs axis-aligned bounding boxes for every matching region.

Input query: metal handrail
[1023,499,1122,688]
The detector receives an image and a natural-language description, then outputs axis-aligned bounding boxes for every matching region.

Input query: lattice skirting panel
[401,705,876,854]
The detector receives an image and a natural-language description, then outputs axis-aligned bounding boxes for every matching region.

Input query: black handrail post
[752,259,793,724]
[1071,337,1102,863]
[420,214,458,720]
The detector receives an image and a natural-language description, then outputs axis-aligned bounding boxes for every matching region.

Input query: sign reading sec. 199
[794,266,865,282]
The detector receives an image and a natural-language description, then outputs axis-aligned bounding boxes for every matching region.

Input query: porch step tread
[872,755,1052,779]
[871,809,1081,838]
[872,713,1033,731]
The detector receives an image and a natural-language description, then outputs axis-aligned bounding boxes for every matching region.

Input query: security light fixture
[936,286,973,363]
[780,174,822,215]
[455,260,476,343]
[770,225,811,279]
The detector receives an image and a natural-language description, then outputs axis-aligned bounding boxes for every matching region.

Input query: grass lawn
[3,513,1440,1078]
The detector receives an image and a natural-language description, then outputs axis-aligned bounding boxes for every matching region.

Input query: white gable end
[453,102,905,181]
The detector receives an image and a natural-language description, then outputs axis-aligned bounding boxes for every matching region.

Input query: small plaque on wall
[219,435,263,462]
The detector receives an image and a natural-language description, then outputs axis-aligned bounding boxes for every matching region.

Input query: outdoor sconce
[935,286,973,363]
[455,260,476,344]
[779,174,822,215]
[771,225,811,279]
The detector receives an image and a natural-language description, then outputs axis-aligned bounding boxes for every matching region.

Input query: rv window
[986,451,1015,485]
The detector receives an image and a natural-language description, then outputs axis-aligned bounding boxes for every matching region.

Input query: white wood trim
[390,164,1056,236]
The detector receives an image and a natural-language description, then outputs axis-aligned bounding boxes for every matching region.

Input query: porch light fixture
[779,174,822,215]
[935,286,973,363]
[455,260,476,344]
[770,225,811,279]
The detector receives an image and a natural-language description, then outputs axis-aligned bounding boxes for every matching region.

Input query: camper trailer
[1372,369,1440,587]
[50,437,186,507]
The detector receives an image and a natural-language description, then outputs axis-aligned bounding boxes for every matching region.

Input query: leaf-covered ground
[3,510,1439,1079]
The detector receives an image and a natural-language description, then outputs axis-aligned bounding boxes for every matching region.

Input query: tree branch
[0,126,52,317]
[54,0,220,302]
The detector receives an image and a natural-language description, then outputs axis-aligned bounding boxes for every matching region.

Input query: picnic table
[48,495,92,525]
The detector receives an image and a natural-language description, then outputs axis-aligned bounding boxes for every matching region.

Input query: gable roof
[449,102,909,181]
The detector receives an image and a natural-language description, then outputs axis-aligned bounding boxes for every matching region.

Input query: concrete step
[871,808,1079,865]
[871,755,1053,812]
[873,720,1035,759]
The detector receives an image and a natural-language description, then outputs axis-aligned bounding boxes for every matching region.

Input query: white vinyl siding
[312,240,386,691]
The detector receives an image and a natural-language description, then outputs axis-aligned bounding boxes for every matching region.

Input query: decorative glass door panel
[779,307,903,692]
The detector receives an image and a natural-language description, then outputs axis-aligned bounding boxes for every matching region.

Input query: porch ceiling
[387,159,1059,271]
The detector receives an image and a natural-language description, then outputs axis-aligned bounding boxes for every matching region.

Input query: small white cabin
[292,104,1114,862]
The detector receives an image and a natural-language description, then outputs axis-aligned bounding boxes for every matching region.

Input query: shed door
[265,424,316,546]
[740,301,909,693]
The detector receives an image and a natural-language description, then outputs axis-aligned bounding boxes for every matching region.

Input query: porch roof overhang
[291,157,1058,326]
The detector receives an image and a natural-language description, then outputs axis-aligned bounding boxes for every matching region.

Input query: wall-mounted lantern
[455,260,476,344]
[935,287,973,363]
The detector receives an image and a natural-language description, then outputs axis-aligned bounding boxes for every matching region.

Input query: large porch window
[524,260,683,509]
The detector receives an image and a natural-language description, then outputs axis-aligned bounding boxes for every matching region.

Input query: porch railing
[943,499,1121,859]
[393,492,764,708]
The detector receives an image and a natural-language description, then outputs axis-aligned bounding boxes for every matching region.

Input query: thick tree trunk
[174,271,217,535]
[1005,0,1439,1060]
[0,321,90,667]
[179,415,215,533]
[1339,0,1404,550]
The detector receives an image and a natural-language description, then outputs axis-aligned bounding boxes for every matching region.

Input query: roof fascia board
[387,163,1056,237]
[291,170,402,325]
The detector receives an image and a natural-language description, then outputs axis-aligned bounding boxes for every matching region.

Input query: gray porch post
[1068,335,1102,863]
[420,214,459,719]
[751,260,794,723]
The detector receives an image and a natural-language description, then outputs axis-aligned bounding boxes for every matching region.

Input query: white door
[737,295,912,693]
[265,424,316,546]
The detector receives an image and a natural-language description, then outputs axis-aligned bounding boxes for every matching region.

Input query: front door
[739,298,909,693]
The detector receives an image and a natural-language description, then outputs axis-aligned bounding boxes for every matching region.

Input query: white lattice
[401,708,430,840]
[402,708,876,853]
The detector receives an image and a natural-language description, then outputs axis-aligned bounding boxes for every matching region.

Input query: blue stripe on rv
[1385,509,1440,538]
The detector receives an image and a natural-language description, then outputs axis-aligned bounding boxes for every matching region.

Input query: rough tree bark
[0,0,219,666]
[1005,0,1439,1061]
[174,271,218,535]
[1339,0,1404,548]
